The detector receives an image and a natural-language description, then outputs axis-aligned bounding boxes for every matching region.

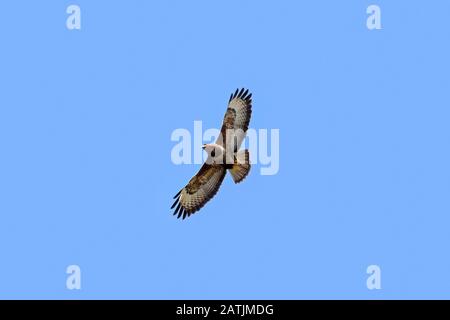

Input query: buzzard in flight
[171,88,252,219]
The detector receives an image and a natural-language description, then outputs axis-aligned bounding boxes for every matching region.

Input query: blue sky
[0,1,449,299]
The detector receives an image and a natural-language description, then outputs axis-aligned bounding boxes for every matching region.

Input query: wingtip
[170,197,179,209]
[173,189,182,199]
[174,202,182,216]
[230,88,252,102]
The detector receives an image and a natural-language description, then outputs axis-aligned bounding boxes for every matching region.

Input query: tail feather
[229,150,251,183]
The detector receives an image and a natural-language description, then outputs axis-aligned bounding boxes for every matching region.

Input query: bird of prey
[171,88,252,219]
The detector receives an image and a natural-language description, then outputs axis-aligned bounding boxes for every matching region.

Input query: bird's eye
[211,149,216,157]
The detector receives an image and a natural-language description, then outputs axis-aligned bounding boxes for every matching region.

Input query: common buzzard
[171,88,252,219]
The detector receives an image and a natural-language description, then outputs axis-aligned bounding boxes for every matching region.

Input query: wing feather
[216,88,252,151]
[171,164,226,219]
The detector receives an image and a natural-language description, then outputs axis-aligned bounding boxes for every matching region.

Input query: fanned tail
[229,149,251,183]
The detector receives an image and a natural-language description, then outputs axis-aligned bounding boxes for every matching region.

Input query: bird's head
[202,143,216,154]
[202,143,224,163]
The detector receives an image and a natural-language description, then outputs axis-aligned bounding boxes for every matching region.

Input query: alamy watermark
[366,265,381,290]
[367,5,382,30]
[66,265,81,290]
[66,5,81,30]
[170,121,280,175]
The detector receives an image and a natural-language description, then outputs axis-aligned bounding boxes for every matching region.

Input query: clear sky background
[0,1,449,299]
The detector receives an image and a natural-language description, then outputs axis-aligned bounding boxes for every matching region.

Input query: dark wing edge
[229,88,252,104]
[170,165,226,220]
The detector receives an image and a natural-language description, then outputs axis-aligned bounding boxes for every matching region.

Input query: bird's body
[171,88,253,219]
[202,143,235,168]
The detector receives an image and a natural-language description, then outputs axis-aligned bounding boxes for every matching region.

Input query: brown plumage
[171,88,252,219]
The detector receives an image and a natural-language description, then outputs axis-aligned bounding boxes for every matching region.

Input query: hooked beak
[202,144,206,150]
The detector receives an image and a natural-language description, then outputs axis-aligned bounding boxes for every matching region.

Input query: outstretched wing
[171,164,227,219]
[216,88,252,152]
